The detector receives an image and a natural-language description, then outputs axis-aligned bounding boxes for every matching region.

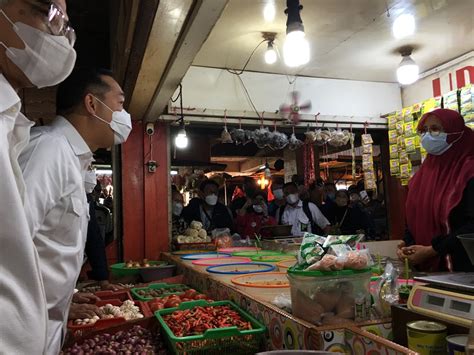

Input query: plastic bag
[272,293,292,313]
[374,261,399,317]
[270,130,289,150]
[288,133,304,150]
[220,127,233,143]
[212,228,232,248]
[298,232,326,267]
[230,128,246,145]
[253,127,273,148]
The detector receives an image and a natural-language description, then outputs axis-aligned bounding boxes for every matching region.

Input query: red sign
[432,66,474,97]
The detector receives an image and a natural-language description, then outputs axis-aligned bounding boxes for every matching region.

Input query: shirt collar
[52,116,92,158]
[288,200,303,209]
[0,74,21,113]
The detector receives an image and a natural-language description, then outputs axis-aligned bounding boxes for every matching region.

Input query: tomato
[164,299,181,308]
[183,289,198,299]
[193,294,207,300]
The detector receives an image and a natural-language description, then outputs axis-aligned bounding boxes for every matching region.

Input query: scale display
[408,285,474,327]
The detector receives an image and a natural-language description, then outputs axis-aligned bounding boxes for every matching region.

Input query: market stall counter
[162,252,416,353]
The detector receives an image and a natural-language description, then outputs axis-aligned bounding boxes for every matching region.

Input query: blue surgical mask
[421,132,451,155]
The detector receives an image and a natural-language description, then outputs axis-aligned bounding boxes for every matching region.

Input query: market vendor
[277,182,331,236]
[323,190,371,236]
[171,186,188,243]
[182,179,234,233]
[398,109,474,272]
[235,191,276,238]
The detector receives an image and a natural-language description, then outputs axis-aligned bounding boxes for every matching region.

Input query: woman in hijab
[324,190,370,235]
[398,109,474,272]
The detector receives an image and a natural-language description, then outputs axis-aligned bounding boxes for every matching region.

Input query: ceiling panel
[192,0,474,82]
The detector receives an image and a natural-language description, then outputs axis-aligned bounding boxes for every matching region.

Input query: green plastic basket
[131,283,189,301]
[155,300,266,355]
[110,260,168,277]
[287,265,371,277]
[250,255,296,263]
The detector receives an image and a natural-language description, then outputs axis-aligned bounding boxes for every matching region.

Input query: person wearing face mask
[235,192,276,238]
[171,187,188,247]
[397,109,474,272]
[19,68,132,354]
[268,178,286,218]
[323,190,370,236]
[278,182,330,237]
[0,0,76,353]
[182,179,234,233]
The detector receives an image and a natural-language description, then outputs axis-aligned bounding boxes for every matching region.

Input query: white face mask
[172,202,183,216]
[0,11,76,88]
[273,188,284,200]
[84,169,97,194]
[205,194,218,206]
[253,205,264,214]
[92,96,132,145]
[286,193,299,205]
[421,131,463,156]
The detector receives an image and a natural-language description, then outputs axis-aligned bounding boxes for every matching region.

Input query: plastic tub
[206,263,276,275]
[139,264,176,282]
[232,250,288,258]
[180,252,231,261]
[276,259,297,271]
[231,272,290,302]
[110,260,168,277]
[218,246,260,253]
[250,255,295,263]
[131,283,190,301]
[192,256,251,267]
[287,266,371,325]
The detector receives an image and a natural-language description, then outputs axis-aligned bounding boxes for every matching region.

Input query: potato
[336,295,355,319]
[314,287,341,312]
[185,228,199,238]
[198,229,207,239]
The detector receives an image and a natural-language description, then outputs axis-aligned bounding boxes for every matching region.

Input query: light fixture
[264,41,277,64]
[170,170,178,176]
[396,47,419,85]
[283,0,310,67]
[174,127,188,149]
[263,1,276,22]
[258,175,269,189]
[392,13,415,39]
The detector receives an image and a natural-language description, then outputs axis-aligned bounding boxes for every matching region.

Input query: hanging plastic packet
[374,261,400,317]
[390,159,400,175]
[404,122,415,137]
[389,144,399,159]
[323,234,362,248]
[404,137,417,153]
[298,232,326,267]
[361,133,373,145]
[362,144,373,154]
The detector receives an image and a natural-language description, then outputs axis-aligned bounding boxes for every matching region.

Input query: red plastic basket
[67,299,152,338]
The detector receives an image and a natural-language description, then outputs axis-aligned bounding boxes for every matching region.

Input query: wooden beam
[145,0,229,121]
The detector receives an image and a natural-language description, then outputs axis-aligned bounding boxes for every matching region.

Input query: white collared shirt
[20,115,92,355]
[0,74,48,354]
[279,200,330,237]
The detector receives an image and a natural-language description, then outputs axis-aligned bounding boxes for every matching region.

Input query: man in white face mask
[277,182,331,237]
[0,0,76,353]
[19,68,131,354]
[182,180,234,233]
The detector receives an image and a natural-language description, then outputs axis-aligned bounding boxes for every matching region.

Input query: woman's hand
[403,245,437,265]
[397,240,408,260]
[68,303,100,320]
[100,281,124,291]
[72,292,100,304]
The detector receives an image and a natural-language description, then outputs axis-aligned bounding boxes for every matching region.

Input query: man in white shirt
[0,0,76,353]
[277,182,331,237]
[20,68,132,354]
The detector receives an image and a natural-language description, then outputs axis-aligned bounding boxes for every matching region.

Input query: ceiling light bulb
[263,1,276,22]
[175,128,188,149]
[397,55,419,85]
[392,14,415,39]
[264,42,277,64]
[170,170,178,176]
[283,30,310,67]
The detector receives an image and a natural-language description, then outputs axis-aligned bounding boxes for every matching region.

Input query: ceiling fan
[279,91,312,125]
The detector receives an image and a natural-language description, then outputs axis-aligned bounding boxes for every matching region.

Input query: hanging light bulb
[283,0,310,67]
[175,126,188,149]
[392,13,415,39]
[263,1,276,22]
[397,53,419,85]
[264,41,277,64]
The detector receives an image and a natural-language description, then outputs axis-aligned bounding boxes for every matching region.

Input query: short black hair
[56,68,115,114]
[199,179,219,192]
[283,182,298,190]
[336,190,349,199]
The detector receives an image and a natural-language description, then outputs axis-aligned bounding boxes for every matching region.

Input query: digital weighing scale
[408,273,474,328]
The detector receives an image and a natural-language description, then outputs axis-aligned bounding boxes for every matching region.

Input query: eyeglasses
[418,125,444,137]
[46,2,76,46]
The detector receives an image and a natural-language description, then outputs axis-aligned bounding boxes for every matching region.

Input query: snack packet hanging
[361,133,373,145]
[298,232,326,267]
[323,234,362,248]
[374,262,400,317]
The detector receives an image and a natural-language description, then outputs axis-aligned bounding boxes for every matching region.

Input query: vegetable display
[135,285,189,299]
[61,325,167,354]
[148,290,212,312]
[176,220,211,244]
[72,300,144,326]
[163,305,252,337]
[124,259,153,268]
